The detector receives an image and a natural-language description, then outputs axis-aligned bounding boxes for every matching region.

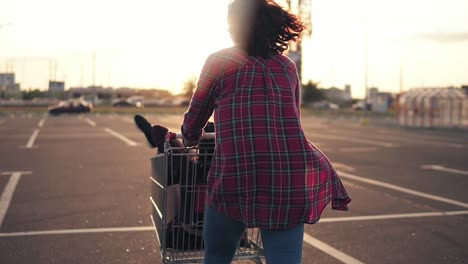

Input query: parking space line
[421,165,468,176]
[311,134,398,148]
[337,171,468,209]
[338,147,377,153]
[0,226,153,237]
[320,210,468,223]
[38,116,47,128]
[333,163,356,172]
[104,128,138,146]
[25,129,40,148]
[357,133,465,149]
[84,118,96,127]
[1,171,32,175]
[0,171,31,228]
[1,209,467,237]
[303,233,365,264]
[0,210,465,262]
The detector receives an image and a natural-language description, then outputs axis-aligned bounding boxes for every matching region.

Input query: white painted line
[1,171,32,175]
[312,134,398,148]
[25,129,40,148]
[104,128,138,146]
[320,210,468,223]
[0,226,154,237]
[0,172,25,227]
[0,210,466,238]
[359,133,465,149]
[84,118,96,127]
[303,233,365,264]
[38,116,46,127]
[333,163,356,172]
[150,197,163,219]
[337,171,468,209]
[421,165,468,176]
[150,177,164,189]
[338,147,377,153]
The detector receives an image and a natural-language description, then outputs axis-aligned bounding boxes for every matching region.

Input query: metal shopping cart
[150,133,264,263]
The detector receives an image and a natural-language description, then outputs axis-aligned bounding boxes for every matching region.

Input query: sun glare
[1,0,468,95]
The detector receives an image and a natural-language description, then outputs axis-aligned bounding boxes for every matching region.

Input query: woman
[181,0,351,263]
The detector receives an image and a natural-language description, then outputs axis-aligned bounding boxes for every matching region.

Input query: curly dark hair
[228,0,305,57]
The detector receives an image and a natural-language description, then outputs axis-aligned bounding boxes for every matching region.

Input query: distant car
[352,101,371,111]
[112,99,144,108]
[48,99,93,115]
[311,101,340,110]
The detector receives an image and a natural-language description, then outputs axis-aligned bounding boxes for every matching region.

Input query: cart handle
[166,132,216,141]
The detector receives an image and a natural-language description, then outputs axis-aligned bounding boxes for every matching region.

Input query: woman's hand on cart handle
[170,133,215,147]
[183,138,199,148]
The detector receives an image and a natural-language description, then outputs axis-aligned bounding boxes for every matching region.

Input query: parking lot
[0,112,467,263]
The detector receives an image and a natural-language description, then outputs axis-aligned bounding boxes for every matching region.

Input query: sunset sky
[1,0,468,98]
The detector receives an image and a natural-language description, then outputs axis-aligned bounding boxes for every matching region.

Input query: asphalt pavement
[0,112,467,264]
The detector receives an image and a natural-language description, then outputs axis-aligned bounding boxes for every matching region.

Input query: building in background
[322,85,352,105]
[344,84,351,97]
[368,87,394,113]
[68,86,115,104]
[0,73,21,99]
[48,81,65,98]
[398,87,467,128]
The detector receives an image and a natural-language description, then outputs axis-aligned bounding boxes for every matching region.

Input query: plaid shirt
[182,47,351,230]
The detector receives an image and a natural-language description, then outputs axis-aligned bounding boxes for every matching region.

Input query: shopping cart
[150,133,264,263]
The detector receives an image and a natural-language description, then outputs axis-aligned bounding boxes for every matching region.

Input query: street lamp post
[0,23,13,98]
[361,15,370,125]
[0,22,13,72]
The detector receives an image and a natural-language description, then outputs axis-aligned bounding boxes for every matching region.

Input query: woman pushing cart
[135,0,351,263]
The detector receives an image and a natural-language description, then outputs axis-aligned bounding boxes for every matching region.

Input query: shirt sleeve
[295,75,302,119]
[181,54,220,142]
[290,62,302,118]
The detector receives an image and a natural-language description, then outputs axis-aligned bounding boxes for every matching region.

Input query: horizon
[1,0,468,99]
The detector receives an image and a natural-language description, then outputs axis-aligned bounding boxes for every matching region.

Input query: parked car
[311,101,340,110]
[48,99,93,115]
[112,99,144,108]
[352,101,372,111]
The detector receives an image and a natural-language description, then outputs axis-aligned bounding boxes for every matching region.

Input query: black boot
[134,114,157,148]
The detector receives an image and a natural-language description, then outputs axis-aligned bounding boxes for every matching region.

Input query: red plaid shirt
[182,47,351,230]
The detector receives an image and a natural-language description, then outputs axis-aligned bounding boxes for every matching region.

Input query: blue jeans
[203,207,304,264]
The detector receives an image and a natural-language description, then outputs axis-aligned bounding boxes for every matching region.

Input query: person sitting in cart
[134,113,214,185]
[134,114,213,153]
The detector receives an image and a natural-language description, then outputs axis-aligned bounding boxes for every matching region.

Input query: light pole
[0,22,13,72]
[360,15,370,125]
[0,23,13,98]
[364,15,369,113]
